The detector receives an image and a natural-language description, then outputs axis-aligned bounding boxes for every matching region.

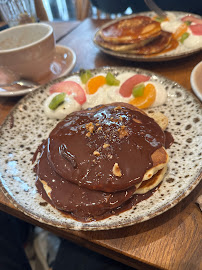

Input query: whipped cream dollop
[44,72,168,119]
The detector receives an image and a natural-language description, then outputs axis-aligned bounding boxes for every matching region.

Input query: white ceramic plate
[0,66,201,231]
[94,11,202,62]
[0,45,76,97]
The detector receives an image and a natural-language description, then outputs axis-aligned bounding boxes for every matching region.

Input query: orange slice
[129,83,156,109]
[86,75,106,94]
[173,23,188,40]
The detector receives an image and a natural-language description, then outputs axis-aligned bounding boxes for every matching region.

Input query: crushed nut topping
[97,126,102,132]
[86,122,94,133]
[95,123,100,126]
[118,125,129,139]
[133,118,142,124]
[114,106,122,111]
[86,132,91,137]
[108,154,113,159]
[119,116,123,121]
[93,150,100,156]
[110,117,114,120]
[86,217,94,222]
[103,143,110,149]
[112,163,122,177]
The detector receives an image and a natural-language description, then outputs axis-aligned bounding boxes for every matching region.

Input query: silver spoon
[144,0,167,19]
[0,79,39,88]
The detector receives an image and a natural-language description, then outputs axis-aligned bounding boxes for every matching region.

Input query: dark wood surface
[45,21,80,42]
[0,18,202,270]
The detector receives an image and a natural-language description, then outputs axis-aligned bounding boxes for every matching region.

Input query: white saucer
[0,45,76,97]
[190,61,202,101]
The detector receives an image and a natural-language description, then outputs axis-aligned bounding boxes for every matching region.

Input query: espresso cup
[0,23,55,82]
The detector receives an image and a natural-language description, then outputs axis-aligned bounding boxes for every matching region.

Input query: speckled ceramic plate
[0,66,201,231]
[94,11,202,62]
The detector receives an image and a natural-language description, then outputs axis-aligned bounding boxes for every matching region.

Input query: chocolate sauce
[36,145,136,220]
[34,103,170,222]
[46,103,165,192]
[164,131,174,149]
[36,170,159,222]
[32,140,46,164]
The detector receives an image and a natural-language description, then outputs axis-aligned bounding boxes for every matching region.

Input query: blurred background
[0,0,201,26]
[33,0,202,21]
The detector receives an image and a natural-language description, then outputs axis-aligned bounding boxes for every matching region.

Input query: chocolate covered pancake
[135,166,167,195]
[37,150,167,221]
[46,103,166,192]
[143,147,169,180]
[100,16,161,45]
[36,145,139,220]
[34,103,172,221]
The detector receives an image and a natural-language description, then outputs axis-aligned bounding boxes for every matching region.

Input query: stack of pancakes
[34,103,170,222]
[95,16,173,55]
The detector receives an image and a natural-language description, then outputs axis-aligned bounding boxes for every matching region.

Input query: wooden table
[45,21,80,42]
[0,19,202,270]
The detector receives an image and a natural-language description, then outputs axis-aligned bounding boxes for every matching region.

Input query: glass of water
[0,0,37,27]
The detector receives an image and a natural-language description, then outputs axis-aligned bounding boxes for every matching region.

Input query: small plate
[94,11,202,62]
[190,61,202,101]
[0,66,201,231]
[0,45,76,97]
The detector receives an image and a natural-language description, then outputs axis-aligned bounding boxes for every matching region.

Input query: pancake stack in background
[95,15,173,55]
[34,103,171,222]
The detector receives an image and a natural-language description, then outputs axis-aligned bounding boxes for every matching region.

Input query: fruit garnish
[181,15,202,25]
[184,21,192,26]
[106,72,120,86]
[86,75,106,94]
[179,32,190,43]
[152,16,169,22]
[49,81,86,105]
[79,69,93,84]
[119,74,150,97]
[173,23,188,40]
[132,83,145,97]
[129,83,156,109]
[189,24,202,35]
[49,93,66,110]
